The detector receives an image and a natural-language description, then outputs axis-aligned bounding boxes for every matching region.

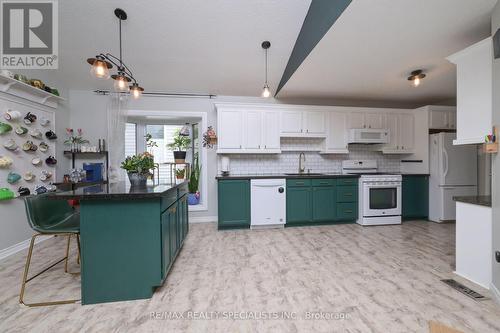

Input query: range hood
[348,128,390,144]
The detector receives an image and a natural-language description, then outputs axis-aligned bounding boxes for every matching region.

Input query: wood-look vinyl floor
[1,221,499,333]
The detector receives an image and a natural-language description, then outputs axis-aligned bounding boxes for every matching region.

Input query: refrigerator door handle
[443,147,449,180]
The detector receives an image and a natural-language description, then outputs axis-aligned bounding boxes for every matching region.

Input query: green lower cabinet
[312,186,336,222]
[336,202,358,221]
[218,180,250,229]
[161,211,171,279]
[286,186,313,223]
[402,175,429,220]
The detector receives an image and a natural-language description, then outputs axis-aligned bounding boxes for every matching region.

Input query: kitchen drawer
[311,179,335,187]
[336,203,358,220]
[337,178,358,186]
[161,190,177,212]
[287,179,312,187]
[336,186,358,202]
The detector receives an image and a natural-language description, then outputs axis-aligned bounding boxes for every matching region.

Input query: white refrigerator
[429,133,477,222]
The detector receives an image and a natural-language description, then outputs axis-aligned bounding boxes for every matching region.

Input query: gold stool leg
[19,233,81,307]
[64,235,71,273]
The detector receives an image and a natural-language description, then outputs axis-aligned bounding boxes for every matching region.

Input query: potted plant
[120,152,155,187]
[188,154,201,205]
[167,129,191,163]
[64,128,89,152]
[175,168,185,180]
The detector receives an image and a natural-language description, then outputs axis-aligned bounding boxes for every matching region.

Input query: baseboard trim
[490,282,500,305]
[0,235,52,261]
[190,216,217,223]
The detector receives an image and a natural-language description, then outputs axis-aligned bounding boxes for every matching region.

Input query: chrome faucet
[298,152,306,174]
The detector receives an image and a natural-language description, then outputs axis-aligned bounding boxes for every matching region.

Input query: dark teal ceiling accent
[275,0,352,96]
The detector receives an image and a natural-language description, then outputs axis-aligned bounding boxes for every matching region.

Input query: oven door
[363,182,402,217]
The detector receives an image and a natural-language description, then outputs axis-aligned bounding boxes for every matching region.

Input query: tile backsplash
[218,138,401,175]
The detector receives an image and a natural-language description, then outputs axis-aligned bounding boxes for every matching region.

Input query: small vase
[128,173,148,187]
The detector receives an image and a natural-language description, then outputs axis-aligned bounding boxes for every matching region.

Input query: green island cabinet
[217,179,250,229]
[286,177,358,225]
[402,175,429,220]
[80,183,189,305]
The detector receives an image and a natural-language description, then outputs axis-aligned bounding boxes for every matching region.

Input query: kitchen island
[49,181,189,304]
[453,195,492,289]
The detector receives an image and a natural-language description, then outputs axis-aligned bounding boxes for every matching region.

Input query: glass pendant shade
[413,77,421,87]
[262,84,271,98]
[179,123,190,136]
[130,83,144,99]
[90,59,110,79]
[113,75,130,92]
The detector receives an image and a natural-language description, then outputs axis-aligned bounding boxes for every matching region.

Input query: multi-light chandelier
[86,8,144,98]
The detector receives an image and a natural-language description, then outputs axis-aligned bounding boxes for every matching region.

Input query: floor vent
[441,279,487,301]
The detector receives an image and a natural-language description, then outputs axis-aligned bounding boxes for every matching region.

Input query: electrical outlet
[496,251,500,263]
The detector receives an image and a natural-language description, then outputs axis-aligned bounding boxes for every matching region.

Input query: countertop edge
[453,196,491,208]
[215,174,361,180]
[48,181,188,200]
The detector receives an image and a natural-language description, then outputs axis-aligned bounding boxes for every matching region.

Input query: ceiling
[47,0,311,95]
[276,0,497,107]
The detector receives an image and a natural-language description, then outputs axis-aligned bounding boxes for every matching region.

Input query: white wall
[491,0,500,301]
[0,72,70,254]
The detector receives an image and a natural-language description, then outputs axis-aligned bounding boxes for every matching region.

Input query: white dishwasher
[250,179,286,229]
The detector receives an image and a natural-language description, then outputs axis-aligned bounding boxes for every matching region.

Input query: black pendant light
[87,8,144,98]
[261,41,271,98]
[407,69,426,87]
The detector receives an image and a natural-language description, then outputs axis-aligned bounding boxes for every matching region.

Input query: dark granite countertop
[453,195,491,207]
[216,173,360,180]
[48,181,186,200]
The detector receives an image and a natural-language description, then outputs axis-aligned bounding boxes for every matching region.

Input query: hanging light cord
[265,47,268,85]
[118,16,123,69]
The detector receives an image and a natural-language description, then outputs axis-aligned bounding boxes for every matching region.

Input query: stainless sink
[284,173,324,176]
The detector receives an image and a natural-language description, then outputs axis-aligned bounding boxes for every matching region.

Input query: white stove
[342,160,402,226]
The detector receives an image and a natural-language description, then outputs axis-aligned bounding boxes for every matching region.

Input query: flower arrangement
[64,128,89,152]
[203,126,217,148]
[121,152,156,186]
[120,152,155,175]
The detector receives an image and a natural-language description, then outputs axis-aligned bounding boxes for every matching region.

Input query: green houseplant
[188,154,201,205]
[175,168,185,179]
[167,129,191,163]
[120,152,155,186]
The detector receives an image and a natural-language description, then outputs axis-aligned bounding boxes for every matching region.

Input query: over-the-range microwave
[348,128,390,144]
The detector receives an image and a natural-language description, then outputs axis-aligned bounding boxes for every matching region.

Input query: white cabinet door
[280,111,303,135]
[263,111,280,149]
[218,109,243,149]
[429,110,448,129]
[398,113,415,152]
[384,114,399,150]
[325,112,348,151]
[304,111,326,134]
[244,110,262,150]
[347,112,365,129]
[364,112,384,129]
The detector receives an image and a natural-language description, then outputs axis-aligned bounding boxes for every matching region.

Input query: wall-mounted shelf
[63,151,109,189]
[0,74,64,108]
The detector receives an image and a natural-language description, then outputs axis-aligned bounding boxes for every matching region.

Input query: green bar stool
[20,194,81,307]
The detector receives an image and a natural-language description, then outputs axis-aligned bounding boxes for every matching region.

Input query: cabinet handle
[368,125,371,129]
[296,182,304,185]
[363,125,366,128]
[345,193,352,196]
[301,129,303,133]
[239,145,242,149]
[320,182,329,185]
[345,210,353,213]
[264,145,267,149]
[258,145,261,149]
[307,129,309,133]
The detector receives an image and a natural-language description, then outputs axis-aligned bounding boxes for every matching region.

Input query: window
[145,125,184,182]
[125,123,137,157]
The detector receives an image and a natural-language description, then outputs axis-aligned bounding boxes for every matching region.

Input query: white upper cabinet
[447,37,492,145]
[364,112,385,129]
[216,105,281,154]
[428,106,456,130]
[280,110,326,137]
[347,112,365,129]
[347,111,385,129]
[244,110,262,150]
[262,110,280,150]
[304,111,326,134]
[322,111,348,154]
[217,108,243,150]
[280,110,303,135]
[382,112,415,154]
